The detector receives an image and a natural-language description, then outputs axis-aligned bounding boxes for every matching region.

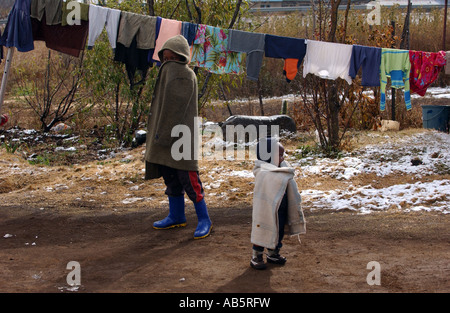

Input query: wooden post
[444,0,448,51]
[0,47,14,115]
[439,0,448,86]
[400,0,412,50]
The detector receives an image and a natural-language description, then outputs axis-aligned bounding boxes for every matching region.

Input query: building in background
[365,0,446,9]
[249,0,447,12]
[250,0,367,12]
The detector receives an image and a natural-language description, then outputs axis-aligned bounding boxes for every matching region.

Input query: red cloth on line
[409,50,446,96]
[31,14,88,58]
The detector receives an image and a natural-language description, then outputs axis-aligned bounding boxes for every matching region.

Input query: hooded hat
[158,35,191,64]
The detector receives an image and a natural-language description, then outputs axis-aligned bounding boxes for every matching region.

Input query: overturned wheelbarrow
[219,115,296,143]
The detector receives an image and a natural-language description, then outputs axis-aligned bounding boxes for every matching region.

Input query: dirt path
[1,129,449,294]
[1,203,448,293]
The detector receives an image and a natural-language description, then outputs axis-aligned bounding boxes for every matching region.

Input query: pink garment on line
[152,18,182,62]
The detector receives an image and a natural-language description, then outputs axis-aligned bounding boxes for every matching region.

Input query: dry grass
[1,125,444,215]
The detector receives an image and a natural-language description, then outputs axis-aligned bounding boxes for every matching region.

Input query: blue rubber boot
[153,196,187,229]
[193,199,212,239]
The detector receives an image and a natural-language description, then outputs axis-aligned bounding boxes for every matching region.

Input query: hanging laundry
[181,22,198,46]
[87,5,121,50]
[409,50,446,97]
[283,58,301,82]
[115,36,152,90]
[349,45,381,86]
[190,24,207,68]
[0,27,3,64]
[444,51,450,75]
[190,25,244,75]
[117,11,157,51]
[0,0,34,53]
[265,34,306,82]
[227,29,265,81]
[62,1,89,26]
[115,12,158,89]
[152,18,182,62]
[148,16,162,65]
[31,13,89,58]
[180,22,198,64]
[380,48,411,111]
[303,40,353,84]
[0,28,2,64]
[30,0,63,26]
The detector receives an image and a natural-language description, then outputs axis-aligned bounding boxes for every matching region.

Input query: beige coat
[145,35,199,178]
[251,160,306,249]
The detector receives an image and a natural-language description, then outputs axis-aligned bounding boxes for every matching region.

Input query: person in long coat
[145,35,212,239]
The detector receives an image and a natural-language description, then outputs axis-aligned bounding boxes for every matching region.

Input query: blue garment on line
[264,34,306,60]
[265,34,306,82]
[0,0,34,52]
[349,45,381,87]
[148,16,162,66]
[181,22,198,46]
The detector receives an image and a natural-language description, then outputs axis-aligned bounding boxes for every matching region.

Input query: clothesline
[1,0,449,113]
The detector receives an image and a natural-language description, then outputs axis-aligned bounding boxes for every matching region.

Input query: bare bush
[14,50,91,132]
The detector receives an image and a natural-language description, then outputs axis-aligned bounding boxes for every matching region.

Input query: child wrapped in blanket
[250,137,306,270]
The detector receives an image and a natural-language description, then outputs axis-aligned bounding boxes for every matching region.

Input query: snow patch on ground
[302,179,449,214]
[297,131,450,214]
[211,129,450,214]
[296,131,450,179]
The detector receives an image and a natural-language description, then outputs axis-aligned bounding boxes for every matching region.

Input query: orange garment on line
[283,58,300,82]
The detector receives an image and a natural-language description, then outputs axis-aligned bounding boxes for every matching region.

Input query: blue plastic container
[422,105,449,133]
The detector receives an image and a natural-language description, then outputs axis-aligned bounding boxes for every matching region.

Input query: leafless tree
[17,50,90,132]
